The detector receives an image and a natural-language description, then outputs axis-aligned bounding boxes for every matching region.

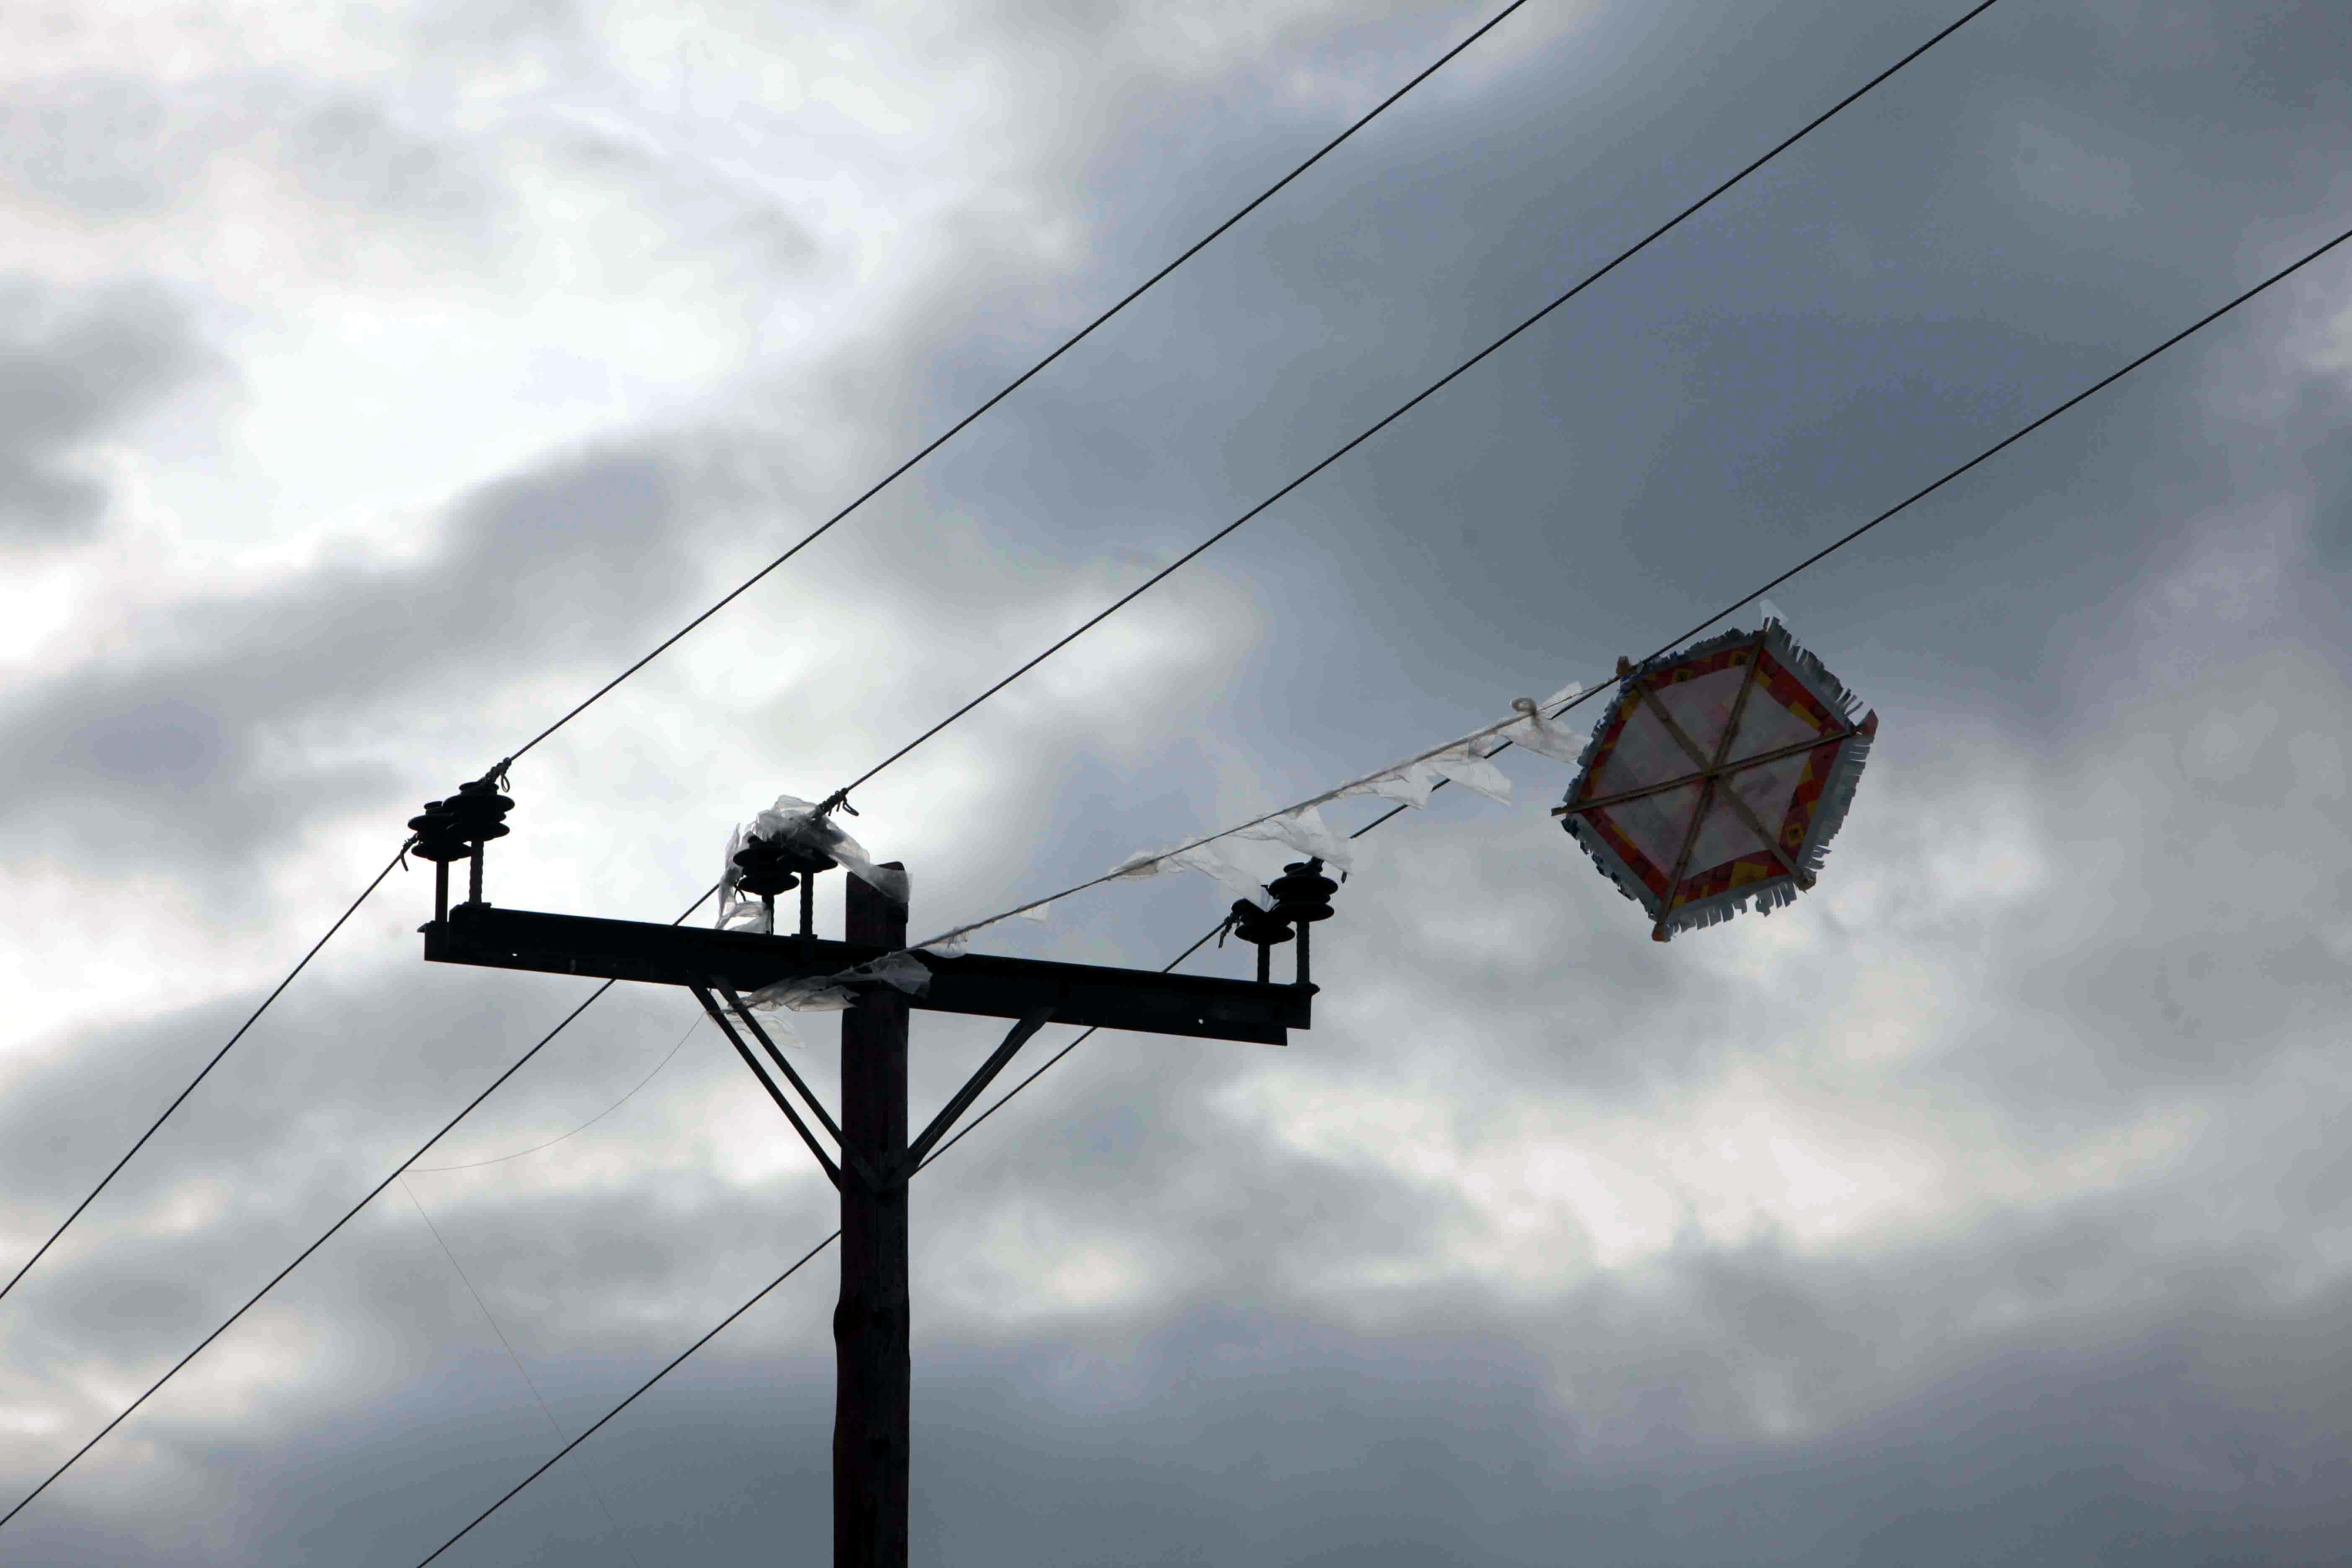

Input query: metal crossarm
[427,904,1308,1044]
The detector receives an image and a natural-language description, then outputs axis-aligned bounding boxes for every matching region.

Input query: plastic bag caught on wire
[748,794,911,906]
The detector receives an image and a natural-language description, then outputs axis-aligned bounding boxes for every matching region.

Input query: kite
[1554,616,1877,941]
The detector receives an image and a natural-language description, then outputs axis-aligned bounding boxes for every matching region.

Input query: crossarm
[428,904,1306,1044]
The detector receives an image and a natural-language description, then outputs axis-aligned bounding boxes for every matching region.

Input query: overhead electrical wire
[0,889,718,1533]
[1,0,2016,1532]
[823,0,2008,802]
[0,849,407,1309]
[0,0,1533,1315]
[500,0,1540,769]
[392,210,2352,1563]
[410,1229,842,1568]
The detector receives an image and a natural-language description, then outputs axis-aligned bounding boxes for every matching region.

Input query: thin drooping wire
[0,848,407,1310]
[415,1230,841,1568]
[829,0,2009,802]
[502,0,1534,770]
[410,1011,706,1173]
[392,202,2352,1558]
[401,1180,648,1568]
[0,0,1529,1320]
[0,886,718,1533]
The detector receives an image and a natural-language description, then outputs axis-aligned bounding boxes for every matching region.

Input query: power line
[826,0,2010,802]
[0,0,1531,1315]
[0,848,406,1309]
[500,0,1536,770]
[4,0,2021,1540]
[1347,222,2352,837]
[0,888,717,1533]
[415,1230,841,1568]
[400,210,2352,1558]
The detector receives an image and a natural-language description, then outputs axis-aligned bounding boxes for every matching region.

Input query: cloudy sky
[3,0,2351,1561]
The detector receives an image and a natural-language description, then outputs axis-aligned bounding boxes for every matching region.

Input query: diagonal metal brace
[715,983,843,1148]
[903,1009,1055,1177]
[691,984,841,1189]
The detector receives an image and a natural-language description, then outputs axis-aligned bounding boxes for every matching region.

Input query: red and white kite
[1554,618,1877,941]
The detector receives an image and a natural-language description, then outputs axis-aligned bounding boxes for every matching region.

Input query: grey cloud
[0,73,192,219]
[11,1209,2352,1564]
[0,439,713,863]
[64,696,227,790]
[0,281,219,542]
[10,0,2352,1561]
[0,67,511,284]
[279,97,492,232]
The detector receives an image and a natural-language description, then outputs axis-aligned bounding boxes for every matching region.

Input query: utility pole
[836,867,909,1568]
[407,788,1337,1565]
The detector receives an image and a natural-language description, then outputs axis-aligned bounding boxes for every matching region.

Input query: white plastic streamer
[865,673,1594,962]
[745,950,934,1012]
[745,977,855,1012]
[1167,839,1276,907]
[1501,685,1586,763]
[718,794,915,933]
[1340,761,1440,807]
[1427,743,1514,802]
[1233,803,1355,873]
[846,952,932,995]
[749,796,911,906]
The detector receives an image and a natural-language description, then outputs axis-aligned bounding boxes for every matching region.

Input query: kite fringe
[1799,708,1877,881]
[1760,611,1865,721]
[1654,874,1802,940]
[1563,816,1654,913]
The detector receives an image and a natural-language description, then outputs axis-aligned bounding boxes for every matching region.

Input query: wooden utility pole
[413,794,1336,1564]
[836,867,910,1568]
